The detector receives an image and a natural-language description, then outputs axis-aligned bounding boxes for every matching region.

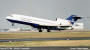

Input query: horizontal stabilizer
[66,15,82,25]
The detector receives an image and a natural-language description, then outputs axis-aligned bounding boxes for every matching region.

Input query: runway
[0,37,90,42]
[0,32,90,50]
[0,47,90,50]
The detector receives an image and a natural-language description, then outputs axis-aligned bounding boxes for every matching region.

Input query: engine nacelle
[56,18,72,26]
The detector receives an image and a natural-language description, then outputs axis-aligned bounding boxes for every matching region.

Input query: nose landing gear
[12,23,14,26]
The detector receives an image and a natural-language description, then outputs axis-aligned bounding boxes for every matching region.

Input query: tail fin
[66,15,82,25]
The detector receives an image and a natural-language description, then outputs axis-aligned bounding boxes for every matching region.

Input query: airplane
[6,14,82,32]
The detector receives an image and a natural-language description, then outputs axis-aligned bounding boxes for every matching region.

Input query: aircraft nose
[6,16,12,19]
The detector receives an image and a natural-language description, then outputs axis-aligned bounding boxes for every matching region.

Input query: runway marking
[0,37,90,42]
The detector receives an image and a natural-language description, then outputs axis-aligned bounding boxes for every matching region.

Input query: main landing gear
[38,28,51,32]
[38,28,42,32]
[39,29,42,32]
[47,29,51,32]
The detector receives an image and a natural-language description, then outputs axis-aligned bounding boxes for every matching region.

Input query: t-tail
[66,15,82,25]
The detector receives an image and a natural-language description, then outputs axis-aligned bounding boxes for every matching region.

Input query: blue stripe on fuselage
[7,19,39,28]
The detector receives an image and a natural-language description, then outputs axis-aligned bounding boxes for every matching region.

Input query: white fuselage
[6,14,72,27]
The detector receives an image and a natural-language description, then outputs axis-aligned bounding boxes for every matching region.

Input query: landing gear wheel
[47,29,51,32]
[39,29,42,32]
[12,23,14,26]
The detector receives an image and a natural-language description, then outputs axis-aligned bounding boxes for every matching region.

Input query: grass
[0,32,90,39]
[0,40,90,47]
[0,31,90,47]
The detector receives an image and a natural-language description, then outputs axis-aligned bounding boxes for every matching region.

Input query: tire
[39,29,42,32]
[47,29,51,32]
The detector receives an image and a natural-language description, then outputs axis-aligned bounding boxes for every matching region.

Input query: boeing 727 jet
[6,14,82,32]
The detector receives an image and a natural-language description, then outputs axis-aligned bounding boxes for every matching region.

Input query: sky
[0,0,90,29]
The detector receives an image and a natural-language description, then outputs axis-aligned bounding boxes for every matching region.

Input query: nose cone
[6,16,14,23]
[6,16,12,20]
